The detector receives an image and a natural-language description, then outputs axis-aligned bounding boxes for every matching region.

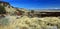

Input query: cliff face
[0,1,26,15]
[0,1,10,6]
[0,1,15,15]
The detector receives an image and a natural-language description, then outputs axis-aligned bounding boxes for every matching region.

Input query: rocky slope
[0,1,28,16]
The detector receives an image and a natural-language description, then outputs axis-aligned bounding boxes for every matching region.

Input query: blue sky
[2,0,60,9]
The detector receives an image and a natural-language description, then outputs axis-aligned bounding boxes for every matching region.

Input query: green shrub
[0,5,6,14]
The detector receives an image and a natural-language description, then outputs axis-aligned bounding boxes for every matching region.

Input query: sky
[1,0,60,9]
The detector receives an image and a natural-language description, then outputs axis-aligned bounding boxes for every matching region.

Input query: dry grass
[0,16,60,29]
